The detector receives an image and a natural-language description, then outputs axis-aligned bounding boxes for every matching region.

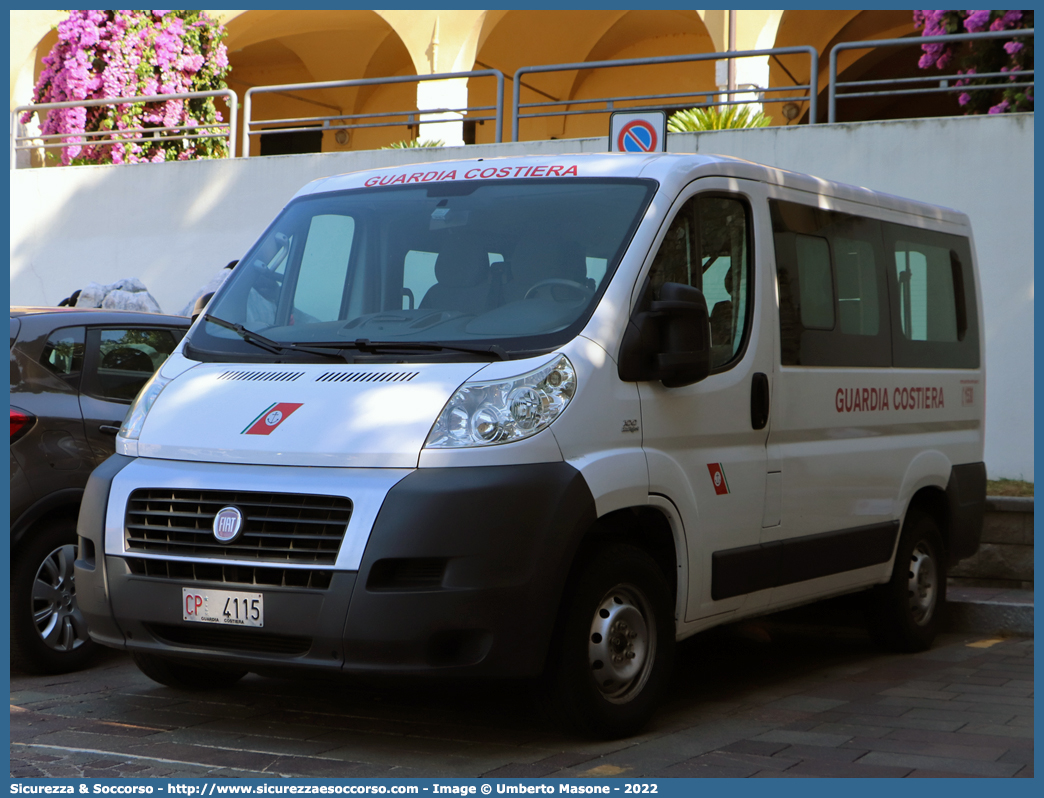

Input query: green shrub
[382,138,445,149]
[667,105,771,132]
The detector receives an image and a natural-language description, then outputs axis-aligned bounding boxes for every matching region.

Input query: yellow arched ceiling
[224,10,416,86]
[474,10,717,141]
[221,10,488,77]
[15,10,930,147]
[221,10,419,153]
[12,11,65,110]
[769,10,918,122]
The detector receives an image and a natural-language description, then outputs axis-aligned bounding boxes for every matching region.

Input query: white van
[75,153,986,737]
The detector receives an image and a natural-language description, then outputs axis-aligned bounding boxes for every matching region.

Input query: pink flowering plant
[22,10,230,165]
[913,10,1033,115]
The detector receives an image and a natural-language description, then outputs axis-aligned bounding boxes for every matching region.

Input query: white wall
[10,114,1033,479]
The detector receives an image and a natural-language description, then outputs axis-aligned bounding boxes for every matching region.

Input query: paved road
[10,609,1033,779]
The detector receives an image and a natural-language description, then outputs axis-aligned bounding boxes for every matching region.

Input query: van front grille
[125,557,334,589]
[125,489,352,565]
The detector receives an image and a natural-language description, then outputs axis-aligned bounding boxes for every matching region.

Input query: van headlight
[425,355,576,448]
[119,371,173,441]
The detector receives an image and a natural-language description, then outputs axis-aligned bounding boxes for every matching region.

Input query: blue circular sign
[618,120,658,153]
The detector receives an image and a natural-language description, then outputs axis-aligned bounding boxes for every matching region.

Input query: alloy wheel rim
[32,544,89,652]
[588,584,655,703]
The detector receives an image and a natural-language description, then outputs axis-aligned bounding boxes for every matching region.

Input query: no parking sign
[610,110,667,153]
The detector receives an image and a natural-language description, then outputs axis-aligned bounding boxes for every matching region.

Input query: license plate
[182,588,263,628]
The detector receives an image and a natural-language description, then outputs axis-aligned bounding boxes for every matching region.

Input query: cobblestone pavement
[10,611,1033,779]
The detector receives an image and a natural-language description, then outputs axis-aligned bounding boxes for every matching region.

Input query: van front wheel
[869,511,946,652]
[549,544,674,738]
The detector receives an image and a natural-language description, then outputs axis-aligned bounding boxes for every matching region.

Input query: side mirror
[190,292,215,323]
[618,281,711,387]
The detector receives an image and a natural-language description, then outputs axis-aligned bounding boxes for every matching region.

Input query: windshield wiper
[203,318,507,361]
[203,315,351,362]
[307,338,508,361]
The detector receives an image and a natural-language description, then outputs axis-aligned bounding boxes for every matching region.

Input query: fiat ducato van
[75,153,986,737]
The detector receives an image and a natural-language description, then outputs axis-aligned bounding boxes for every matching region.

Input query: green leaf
[667,105,773,132]
[381,138,446,149]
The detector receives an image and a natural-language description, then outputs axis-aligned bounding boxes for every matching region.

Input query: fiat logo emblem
[213,506,244,543]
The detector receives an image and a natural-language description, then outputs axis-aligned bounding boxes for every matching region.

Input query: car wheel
[132,652,248,690]
[11,518,98,674]
[869,509,946,652]
[548,543,674,738]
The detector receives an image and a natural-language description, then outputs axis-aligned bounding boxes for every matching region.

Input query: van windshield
[187,178,656,361]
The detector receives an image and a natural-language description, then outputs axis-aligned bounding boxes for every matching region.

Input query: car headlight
[425,355,576,448]
[119,371,173,441]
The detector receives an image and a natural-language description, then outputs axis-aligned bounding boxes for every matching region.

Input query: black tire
[132,652,248,690]
[868,510,947,652]
[547,543,674,738]
[11,518,98,674]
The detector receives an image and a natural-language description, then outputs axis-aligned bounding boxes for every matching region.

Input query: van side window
[836,235,880,336]
[649,194,752,370]
[884,223,979,369]
[771,200,890,367]
[894,241,958,342]
[244,231,294,327]
[795,235,834,330]
[649,200,698,290]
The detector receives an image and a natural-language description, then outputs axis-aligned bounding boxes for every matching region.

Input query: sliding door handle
[751,372,769,430]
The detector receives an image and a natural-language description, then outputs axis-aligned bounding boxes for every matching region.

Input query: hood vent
[315,371,419,384]
[217,370,304,382]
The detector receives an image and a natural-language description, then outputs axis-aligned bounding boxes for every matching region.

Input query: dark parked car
[10,307,189,673]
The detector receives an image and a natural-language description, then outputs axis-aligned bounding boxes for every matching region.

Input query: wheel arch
[11,489,83,551]
[904,485,950,561]
[896,450,950,556]
[569,503,682,615]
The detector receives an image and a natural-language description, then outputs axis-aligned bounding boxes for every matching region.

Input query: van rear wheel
[548,543,674,738]
[132,652,248,690]
[869,510,946,652]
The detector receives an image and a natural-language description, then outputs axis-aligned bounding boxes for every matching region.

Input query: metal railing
[242,70,505,157]
[11,30,1036,168]
[829,29,1034,123]
[511,47,820,141]
[11,89,238,168]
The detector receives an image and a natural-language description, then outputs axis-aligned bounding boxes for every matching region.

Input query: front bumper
[76,455,596,678]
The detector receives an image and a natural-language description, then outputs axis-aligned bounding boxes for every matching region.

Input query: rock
[71,278,163,313]
[74,282,108,308]
[101,289,162,313]
[107,277,149,293]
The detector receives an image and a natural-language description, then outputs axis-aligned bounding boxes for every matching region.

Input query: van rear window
[885,222,979,369]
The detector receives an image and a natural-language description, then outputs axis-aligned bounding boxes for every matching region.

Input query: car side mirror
[618,281,711,388]
[190,292,215,323]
